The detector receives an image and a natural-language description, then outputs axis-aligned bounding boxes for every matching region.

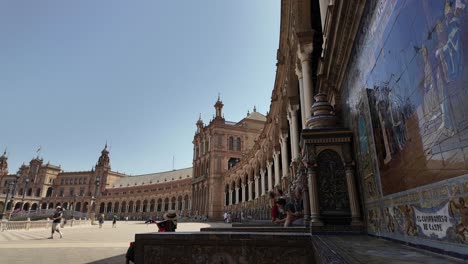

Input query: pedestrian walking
[112,214,118,228]
[49,206,63,239]
[98,214,104,228]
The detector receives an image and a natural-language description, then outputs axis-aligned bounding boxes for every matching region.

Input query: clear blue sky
[0,1,280,175]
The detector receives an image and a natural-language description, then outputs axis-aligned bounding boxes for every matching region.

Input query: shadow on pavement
[86,254,126,264]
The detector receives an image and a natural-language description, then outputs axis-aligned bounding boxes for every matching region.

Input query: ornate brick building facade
[191,96,266,220]
[0,146,192,220]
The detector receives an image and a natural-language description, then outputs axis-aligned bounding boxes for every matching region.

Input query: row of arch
[0,201,39,211]
[98,195,191,214]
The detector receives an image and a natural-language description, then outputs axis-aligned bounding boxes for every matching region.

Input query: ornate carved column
[280,133,289,180]
[345,165,362,225]
[260,168,266,196]
[254,175,260,199]
[295,64,307,128]
[273,151,281,188]
[266,160,273,191]
[288,104,300,160]
[241,184,246,203]
[297,42,314,121]
[248,180,253,201]
[307,166,322,226]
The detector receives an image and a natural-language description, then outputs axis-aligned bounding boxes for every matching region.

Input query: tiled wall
[341,0,468,254]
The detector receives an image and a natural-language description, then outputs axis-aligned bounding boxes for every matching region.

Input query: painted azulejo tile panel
[344,0,468,196]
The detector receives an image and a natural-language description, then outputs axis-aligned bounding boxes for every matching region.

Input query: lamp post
[72,194,77,219]
[7,172,21,220]
[90,175,100,224]
[1,182,14,220]
[20,175,30,213]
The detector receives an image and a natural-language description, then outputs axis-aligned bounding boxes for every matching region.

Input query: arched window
[35,188,41,197]
[228,137,234,150]
[121,201,127,213]
[236,137,241,151]
[157,199,162,212]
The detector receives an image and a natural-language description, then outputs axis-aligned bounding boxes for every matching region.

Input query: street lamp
[7,172,21,220]
[1,182,14,220]
[20,175,30,212]
[90,175,100,224]
[72,194,78,219]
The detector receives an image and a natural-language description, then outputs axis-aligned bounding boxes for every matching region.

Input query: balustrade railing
[1,218,91,231]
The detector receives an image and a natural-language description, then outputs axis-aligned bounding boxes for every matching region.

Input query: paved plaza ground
[0,221,465,263]
[0,221,229,263]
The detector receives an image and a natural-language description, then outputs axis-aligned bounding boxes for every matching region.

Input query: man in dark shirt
[49,206,63,239]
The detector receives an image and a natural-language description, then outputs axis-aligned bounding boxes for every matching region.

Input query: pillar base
[350,218,363,227]
[310,219,324,227]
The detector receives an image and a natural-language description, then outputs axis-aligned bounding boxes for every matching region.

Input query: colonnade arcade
[223,0,364,228]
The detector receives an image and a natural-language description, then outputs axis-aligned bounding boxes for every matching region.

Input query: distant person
[223,212,228,223]
[125,216,129,223]
[284,186,304,227]
[49,206,63,239]
[273,198,287,225]
[98,214,104,228]
[112,214,118,228]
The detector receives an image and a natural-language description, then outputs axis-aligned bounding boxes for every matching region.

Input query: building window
[61,179,64,185]
[80,188,85,196]
[236,137,241,151]
[217,135,222,146]
[59,189,64,197]
[229,137,234,150]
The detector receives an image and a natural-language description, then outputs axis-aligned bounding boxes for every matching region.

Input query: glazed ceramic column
[280,133,289,179]
[260,169,266,196]
[254,175,260,199]
[273,151,281,188]
[295,64,307,128]
[297,42,314,122]
[266,160,273,191]
[345,166,362,225]
[288,104,300,160]
[307,167,323,226]
[248,180,253,201]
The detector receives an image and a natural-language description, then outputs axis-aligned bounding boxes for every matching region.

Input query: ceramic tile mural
[342,0,468,250]
[346,0,468,195]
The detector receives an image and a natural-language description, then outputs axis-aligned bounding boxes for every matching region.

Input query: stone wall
[134,232,314,264]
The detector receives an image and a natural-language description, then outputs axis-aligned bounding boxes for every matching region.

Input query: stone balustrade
[0,218,90,231]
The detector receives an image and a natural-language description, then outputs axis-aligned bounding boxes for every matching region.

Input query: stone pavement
[0,222,466,263]
[0,221,229,263]
[313,235,467,264]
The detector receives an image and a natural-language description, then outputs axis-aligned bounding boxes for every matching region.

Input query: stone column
[297,42,314,122]
[254,175,260,199]
[288,104,300,160]
[235,187,240,204]
[280,133,289,180]
[267,161,273,191]
[273,151,281,188]
[260,169,266,196]
[295,64,307,128]
[345,166,362,225]
[248,180,253,201]
[241,184,246,203]
[307,167,323,226]
[228,190,233,205]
